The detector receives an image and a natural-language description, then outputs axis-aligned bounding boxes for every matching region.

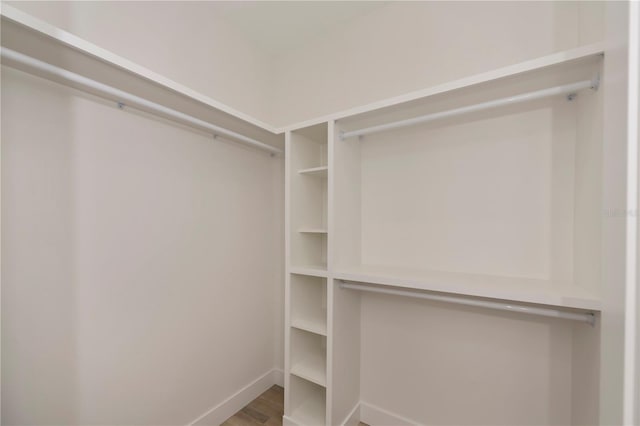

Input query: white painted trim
[273,368,285,387]
[339,402,361,426]
[276,42,605,133]
[624,1,640,425]
[359,401,423,426]
[282,414,298,426]
[187,368,282,426]
[0,3,279,134]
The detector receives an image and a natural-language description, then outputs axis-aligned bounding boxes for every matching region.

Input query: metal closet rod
[0,48,282,155]
[338,280,596,325]
[340,76,600,140]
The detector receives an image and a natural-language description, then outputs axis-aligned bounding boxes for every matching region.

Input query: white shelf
[288,375,326,426]
[290,397,325,426]
[0,5,284,150]
[290,274,327,336]
[298,166,328,177]
[290,352,327,387]
[289,265,328,277]
[291,317,327,336]
[281,42,605,132]
[298,228,328,234]
[334,265,601,311]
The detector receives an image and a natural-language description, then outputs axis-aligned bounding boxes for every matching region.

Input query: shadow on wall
[1,66,78,424]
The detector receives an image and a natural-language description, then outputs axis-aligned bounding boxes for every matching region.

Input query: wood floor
[222,385,284,426]
[221,385,368,426]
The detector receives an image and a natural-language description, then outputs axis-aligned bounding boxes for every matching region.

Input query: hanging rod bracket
[117,101,125,109]
[590,73,601,91]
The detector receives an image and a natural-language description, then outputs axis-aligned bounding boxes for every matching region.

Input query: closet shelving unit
[1,5,614,422]
[285,42,605,426]
[285,123,331,425]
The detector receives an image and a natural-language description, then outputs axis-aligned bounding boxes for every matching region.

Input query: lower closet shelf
[334,265,601,311]
[290,353,327,387]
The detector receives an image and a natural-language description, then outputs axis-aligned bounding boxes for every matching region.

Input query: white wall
[270,1,604,127]
[361,294,579,425]
[4,0,274,125]
[1,67,283,425]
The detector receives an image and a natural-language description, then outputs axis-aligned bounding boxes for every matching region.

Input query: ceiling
[210,1,386,56]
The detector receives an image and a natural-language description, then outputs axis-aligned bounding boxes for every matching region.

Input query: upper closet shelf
[333,265,601,311]
[283,42,604,133]
[340,77,599,139]
[0,5,283,153]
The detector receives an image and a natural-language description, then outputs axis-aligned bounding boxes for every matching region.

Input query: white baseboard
[340,402,361,426]
[273,368,284,387]
[187,370,420,426]
[359,401,422,426]
[282,414,298,426]
[188,368,282,425]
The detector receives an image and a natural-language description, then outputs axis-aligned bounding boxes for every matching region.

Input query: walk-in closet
[1,2,638,426]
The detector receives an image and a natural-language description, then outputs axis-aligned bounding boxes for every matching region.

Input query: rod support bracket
[567,93,577,102]
[117,101,125,109]
[586,313,596,327]
[590,73,601,91]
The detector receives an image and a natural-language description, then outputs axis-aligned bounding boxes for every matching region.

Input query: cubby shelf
[298,166,328,177]
[334,265,601,311]
[290,352,327,387]
[290,396,326,426]
[288,368,326,426]
[289,265,328,277]
[291,318,327,336]
[298,228,328,234]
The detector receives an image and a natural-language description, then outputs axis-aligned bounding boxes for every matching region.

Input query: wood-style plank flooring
[222,385,284,426]
[221,385,368,426]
